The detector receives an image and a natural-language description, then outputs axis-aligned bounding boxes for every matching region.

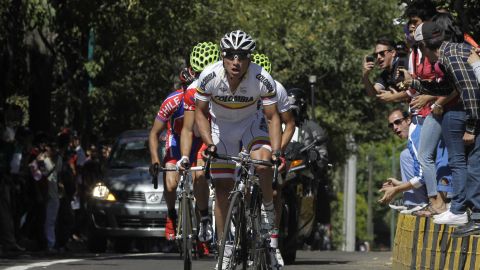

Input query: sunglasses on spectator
[373,49,393,58]
[388,118,405,129]
[223,51,250,60]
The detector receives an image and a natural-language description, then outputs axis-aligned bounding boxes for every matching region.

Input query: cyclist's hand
[149,162,159,177]
[271,150,282,166]
[176,156,190,170]
[203,144,217,159]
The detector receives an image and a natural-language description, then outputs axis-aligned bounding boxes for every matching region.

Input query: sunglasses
[223,51,250,61]
[388,118,405,129]
[373,49,392,58]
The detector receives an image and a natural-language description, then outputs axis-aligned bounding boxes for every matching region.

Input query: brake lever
[204,155,212,181]
[151,163,159,189]
[273,162,279,185]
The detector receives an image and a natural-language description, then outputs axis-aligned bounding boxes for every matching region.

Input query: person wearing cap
[400,21,480,235]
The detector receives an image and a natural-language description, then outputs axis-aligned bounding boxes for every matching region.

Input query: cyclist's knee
[164,171,179,192]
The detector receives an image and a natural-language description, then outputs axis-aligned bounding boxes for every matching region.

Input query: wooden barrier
[392,214,480,269]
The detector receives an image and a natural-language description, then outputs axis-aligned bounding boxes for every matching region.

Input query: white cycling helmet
[220,30,256,52]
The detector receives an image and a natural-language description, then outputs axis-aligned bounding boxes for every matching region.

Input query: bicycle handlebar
[214,153,274,167]
[213,153,279,183]
[159,166,205,172]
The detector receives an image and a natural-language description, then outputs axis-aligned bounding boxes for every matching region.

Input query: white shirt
[195,61,278,122]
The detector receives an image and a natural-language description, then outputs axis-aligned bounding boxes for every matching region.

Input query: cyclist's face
[223,51,250,79]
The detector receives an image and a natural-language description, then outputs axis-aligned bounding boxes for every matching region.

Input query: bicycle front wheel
[217,191,245,270]
[181,194,193,270]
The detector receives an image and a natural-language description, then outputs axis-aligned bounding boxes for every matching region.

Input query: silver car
[87,129,167,252]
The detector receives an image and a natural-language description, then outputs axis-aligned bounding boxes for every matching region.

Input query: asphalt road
[0,250,392,270]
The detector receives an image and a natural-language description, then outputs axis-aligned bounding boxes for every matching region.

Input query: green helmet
[190,42,220,73]
[251,53,272,73]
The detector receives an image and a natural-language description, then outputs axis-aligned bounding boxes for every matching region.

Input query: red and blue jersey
[155,88,202,164]
[156,89,185,137]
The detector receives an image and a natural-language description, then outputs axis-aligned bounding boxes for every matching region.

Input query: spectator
[0,126,25,253]
[30,143,62,252]
[378,109,428,209]
[401,21,479,230]
[362,37,404,99]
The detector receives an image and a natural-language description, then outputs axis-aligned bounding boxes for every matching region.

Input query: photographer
[362,38,410,103]
[29,141,61,251]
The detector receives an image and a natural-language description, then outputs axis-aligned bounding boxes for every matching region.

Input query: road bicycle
[213,151,278,270]
[152,164,205,270]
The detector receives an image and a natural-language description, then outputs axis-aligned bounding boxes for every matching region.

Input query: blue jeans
[418,114,451,197]
[442,109,467,214]
[467,125,480,220]
[45,197,59,248]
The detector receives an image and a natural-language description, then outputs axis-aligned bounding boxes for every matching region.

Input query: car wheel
[279,190,298,265]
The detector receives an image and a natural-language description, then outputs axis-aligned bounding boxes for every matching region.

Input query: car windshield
[109,136,152,168]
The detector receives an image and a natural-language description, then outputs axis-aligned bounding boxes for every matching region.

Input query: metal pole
[344,134,357,252]
[367,154,374,244]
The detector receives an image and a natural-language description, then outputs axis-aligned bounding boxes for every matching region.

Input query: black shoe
[452,221,480,237]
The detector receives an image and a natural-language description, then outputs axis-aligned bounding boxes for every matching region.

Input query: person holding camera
[29,142,62,252]
[362,38,407,100]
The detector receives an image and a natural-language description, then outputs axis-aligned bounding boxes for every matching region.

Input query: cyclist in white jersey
[194,30,283,269]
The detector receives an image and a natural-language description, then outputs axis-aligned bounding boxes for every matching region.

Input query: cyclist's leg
[214,179,235,241]
[209,117,241,243]
[243,114,284,268]
[192,148,213,245]
[242,114,276,231]
[164,145,181,240]
[192,143,209,221]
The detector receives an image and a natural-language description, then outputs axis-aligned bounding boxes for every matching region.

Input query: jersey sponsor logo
[255,74,274,93]
[158,95,182,119]
[199,72,216,91]
[214,95,254,103]
[219,86,228,92]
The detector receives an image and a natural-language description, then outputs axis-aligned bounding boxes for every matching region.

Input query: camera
[366,55,375,63]
[395,57,408,83]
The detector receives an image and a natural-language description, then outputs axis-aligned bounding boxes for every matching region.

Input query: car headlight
[92,183,116,201]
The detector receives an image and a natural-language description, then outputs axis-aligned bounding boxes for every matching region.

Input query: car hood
[103,167,163,192]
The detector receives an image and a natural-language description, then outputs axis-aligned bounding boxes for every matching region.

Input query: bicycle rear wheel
[217,191,245,270]
[181,194,193,270]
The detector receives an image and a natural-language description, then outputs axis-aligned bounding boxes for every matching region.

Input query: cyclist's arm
[279,110,295,152]
[180,110,195,157]
[149,119,166,165]
[263,104,281,152]
[195,99,213,146]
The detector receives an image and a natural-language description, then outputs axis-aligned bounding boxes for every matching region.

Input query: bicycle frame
[159,166,204,270]
[213,151,277,269]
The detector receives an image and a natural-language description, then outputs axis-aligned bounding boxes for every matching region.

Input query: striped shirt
[411,42,480,133]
